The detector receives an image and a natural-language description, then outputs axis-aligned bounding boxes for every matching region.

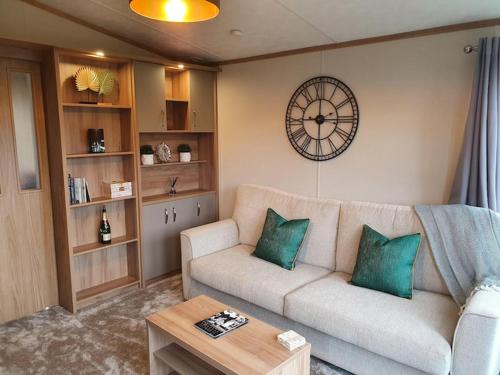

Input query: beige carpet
[0,274,351,375]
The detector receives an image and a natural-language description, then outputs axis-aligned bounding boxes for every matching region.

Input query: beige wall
[217,27,499,218]
[0,0,161,61]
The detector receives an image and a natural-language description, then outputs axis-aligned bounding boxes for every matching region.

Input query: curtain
[450,37,500,210]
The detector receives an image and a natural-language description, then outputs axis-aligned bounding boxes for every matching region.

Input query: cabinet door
[142,202,180,281]
[195,193,216,226]
[189,70,215,132]
[134,62,166,132]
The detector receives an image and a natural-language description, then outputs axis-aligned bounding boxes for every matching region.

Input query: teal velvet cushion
[351,225,421,298]
[253,208,310,270]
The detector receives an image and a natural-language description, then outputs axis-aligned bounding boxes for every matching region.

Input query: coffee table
[146,295,311,375]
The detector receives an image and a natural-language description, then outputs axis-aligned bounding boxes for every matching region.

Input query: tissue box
[103,181,132,198]
[277,330,306,351]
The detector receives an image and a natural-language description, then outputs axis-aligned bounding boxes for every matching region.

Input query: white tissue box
[277,330,306,351]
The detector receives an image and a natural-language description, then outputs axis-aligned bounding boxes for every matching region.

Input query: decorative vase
[179,152,191,162]
[141,154,154,165]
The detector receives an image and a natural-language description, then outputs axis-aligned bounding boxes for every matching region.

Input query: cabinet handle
[197,202,201,217]
[164,208,169,224]
[173,207,177,222]
[192,111,197,128]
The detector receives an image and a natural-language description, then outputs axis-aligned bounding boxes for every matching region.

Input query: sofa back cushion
[336,201,449,295]
[233,185,341,270]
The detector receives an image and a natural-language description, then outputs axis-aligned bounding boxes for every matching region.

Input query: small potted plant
[140,144,155,165]
[178,144,192,162]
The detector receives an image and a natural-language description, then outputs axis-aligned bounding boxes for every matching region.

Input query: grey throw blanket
[415,204,500,306]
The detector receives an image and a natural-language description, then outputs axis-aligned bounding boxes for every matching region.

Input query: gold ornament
[74,67,99,92]
[97,69,115,96]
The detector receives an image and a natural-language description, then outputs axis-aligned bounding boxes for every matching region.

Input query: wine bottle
[99,206,111,244]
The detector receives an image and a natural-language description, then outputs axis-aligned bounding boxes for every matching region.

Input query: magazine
[195,310,248,339]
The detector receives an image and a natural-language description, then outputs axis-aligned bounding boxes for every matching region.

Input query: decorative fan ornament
[155,142,172,163]
[74,67,99,92]
[97,69,115,96]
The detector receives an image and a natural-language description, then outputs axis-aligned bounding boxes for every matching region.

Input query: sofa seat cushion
[190,244,331,315]
[285,272,459,375]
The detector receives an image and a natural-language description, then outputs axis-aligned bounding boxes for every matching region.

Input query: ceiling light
[95,51,105,57]
[177,64,185,69]
[129,0,220,23]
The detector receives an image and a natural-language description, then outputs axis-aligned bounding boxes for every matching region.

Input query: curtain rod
[464,44,478,54]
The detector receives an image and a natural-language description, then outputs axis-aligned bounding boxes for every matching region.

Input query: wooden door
[0,58,58,323]
[189,70,215,132]
[134,61,167,133]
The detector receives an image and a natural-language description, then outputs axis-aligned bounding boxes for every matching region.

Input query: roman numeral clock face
[286,76,359,161]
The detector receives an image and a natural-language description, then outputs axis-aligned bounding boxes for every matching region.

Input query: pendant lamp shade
[129,0,220,23]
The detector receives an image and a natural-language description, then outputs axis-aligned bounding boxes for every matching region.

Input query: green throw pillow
[253,208,310,270]
[351,225,421,298]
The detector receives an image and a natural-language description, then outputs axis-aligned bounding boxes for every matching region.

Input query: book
[68,174,75,205]
[74,178,81,204]
[195,310,248,339]
[85,179,91,202]
[69,176,91,205]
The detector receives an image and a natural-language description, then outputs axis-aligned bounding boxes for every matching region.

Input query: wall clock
[286,76,359,161]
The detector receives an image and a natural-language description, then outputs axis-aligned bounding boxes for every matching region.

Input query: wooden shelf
[142,189,215,206]
[70,195,136,208]
[62,103,131,109]
[165,97,188,103]
[75,275,139,302]
[141,160,207,168]
[73,235,138,256]
[154,343,223,375]
[49,50,141,313]
[66,151,134,159]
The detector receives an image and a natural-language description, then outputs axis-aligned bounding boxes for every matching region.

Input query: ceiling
[33,0,500,63]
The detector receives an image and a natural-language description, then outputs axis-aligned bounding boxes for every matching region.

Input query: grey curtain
[450,37,500,210]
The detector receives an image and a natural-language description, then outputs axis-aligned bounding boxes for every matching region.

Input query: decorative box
[103,181,132,198]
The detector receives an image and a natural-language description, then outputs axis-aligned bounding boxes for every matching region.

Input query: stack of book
[68,174,91,205]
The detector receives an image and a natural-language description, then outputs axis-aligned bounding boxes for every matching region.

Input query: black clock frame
[286,76,359,161]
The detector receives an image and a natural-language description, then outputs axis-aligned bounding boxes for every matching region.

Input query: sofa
[180,184,500,375]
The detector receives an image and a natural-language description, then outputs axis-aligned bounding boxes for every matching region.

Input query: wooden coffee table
[146,295,311,375]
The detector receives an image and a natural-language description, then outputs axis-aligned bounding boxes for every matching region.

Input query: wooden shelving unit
[45,49,141,313]
[133,62,218,283]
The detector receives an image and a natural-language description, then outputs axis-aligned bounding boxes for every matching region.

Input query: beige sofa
[180,184,500,375]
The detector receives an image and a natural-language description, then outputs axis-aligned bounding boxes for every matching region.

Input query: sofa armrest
[451,290,500,375]
[180,219,240,299]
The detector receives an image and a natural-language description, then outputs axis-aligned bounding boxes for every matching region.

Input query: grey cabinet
[142,193,216,281]
[189,70,215,132]
[134,62,166,132]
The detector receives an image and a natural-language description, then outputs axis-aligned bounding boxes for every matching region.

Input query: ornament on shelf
[156,142,172,163]
[97,69,115,97]
[74,67,116,104]
[74,67,99,93]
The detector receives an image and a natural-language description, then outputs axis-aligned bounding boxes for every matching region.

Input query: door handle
[164,208,169,224]
[161,109,165,129]
[173,207,177,222]
[197,202,201,217]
